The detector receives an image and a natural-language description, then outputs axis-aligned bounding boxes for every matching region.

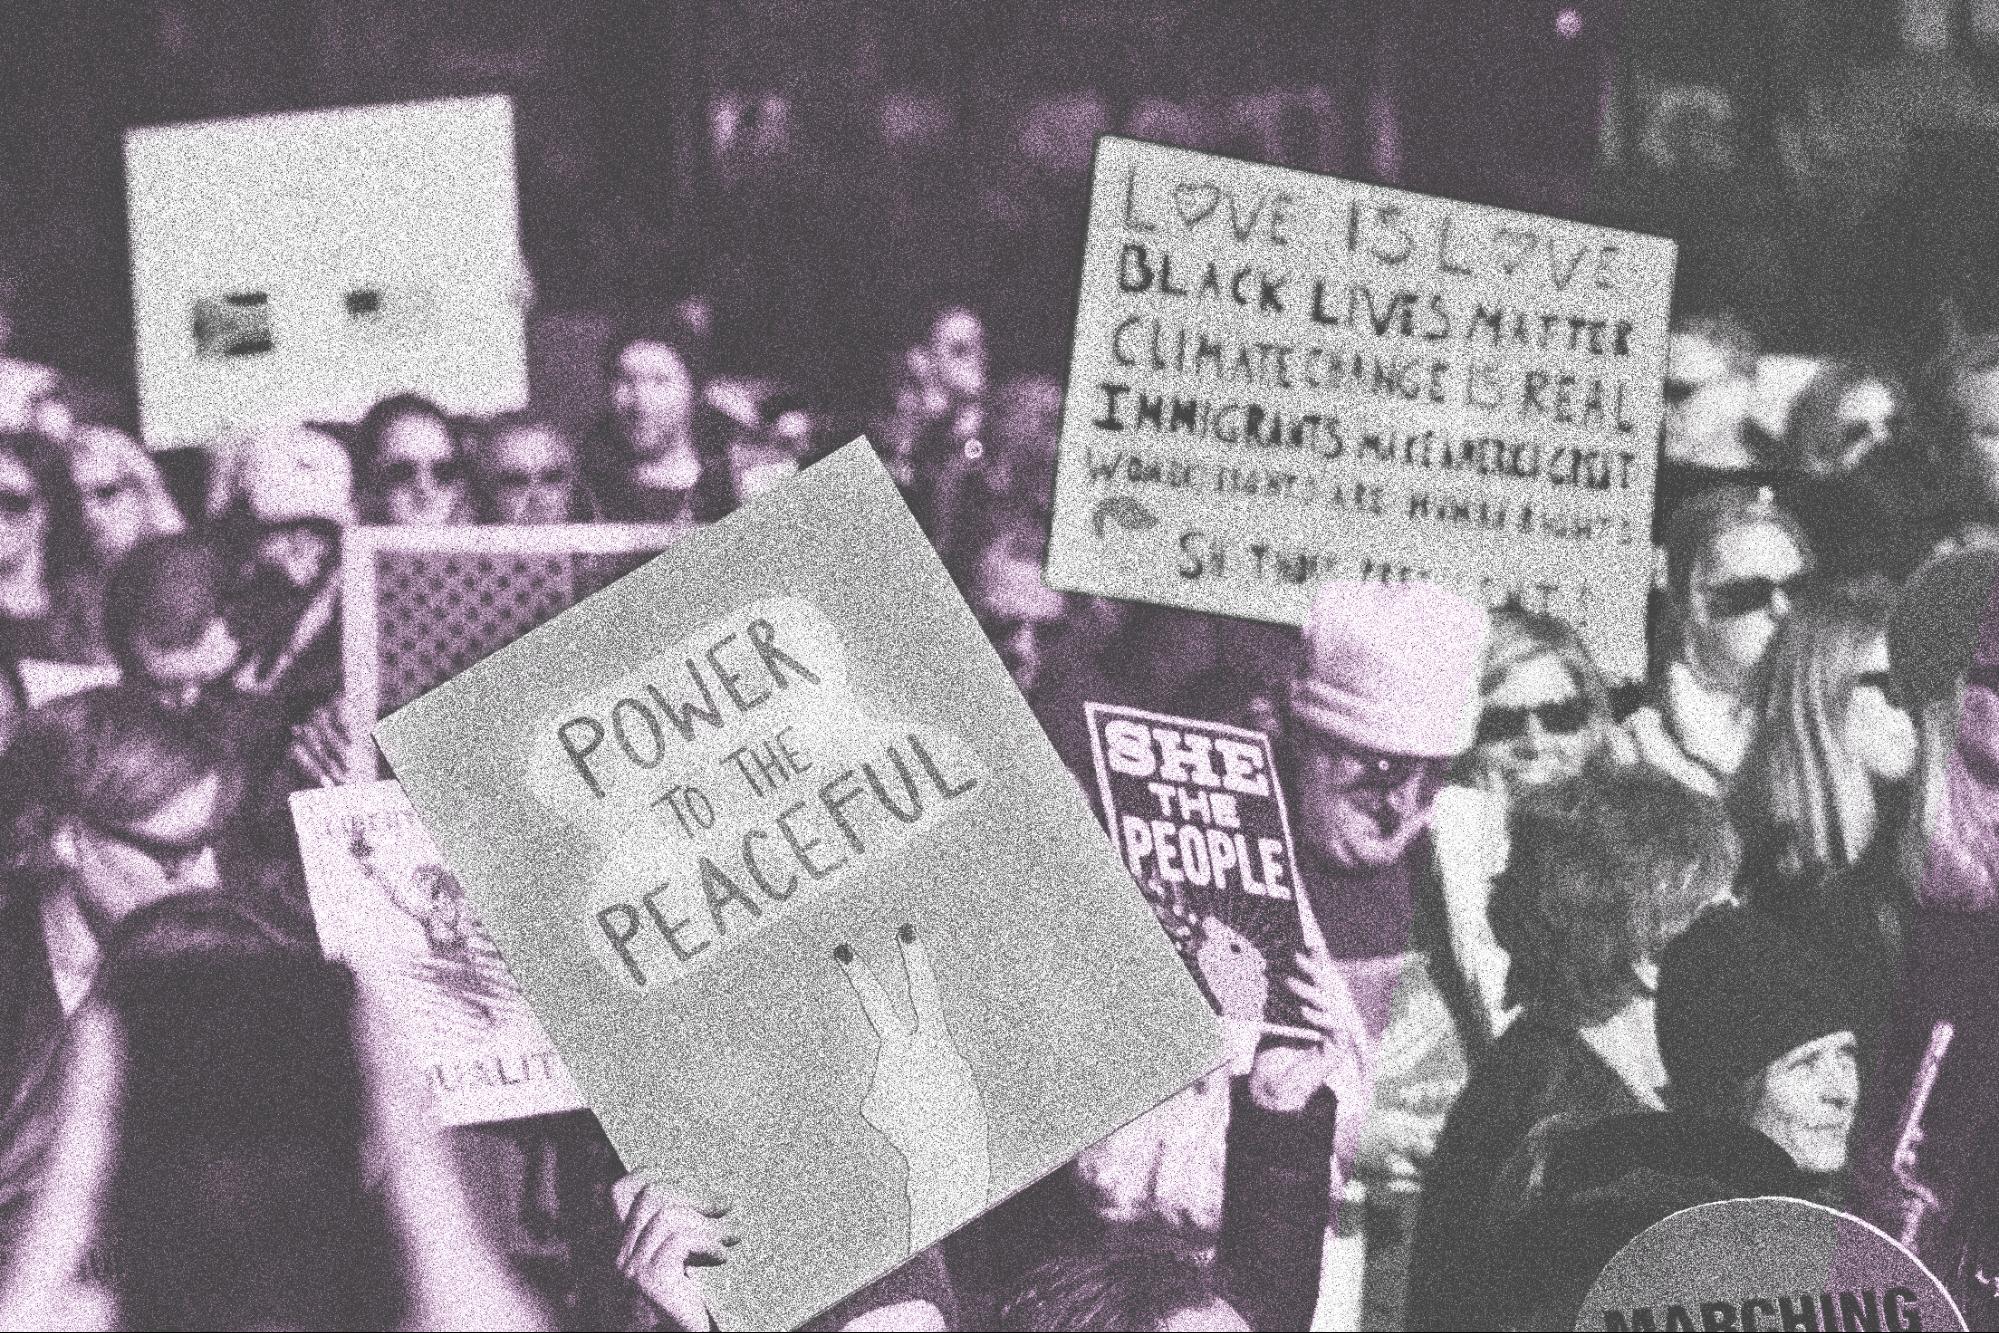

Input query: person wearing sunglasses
[472,416,596,525]
[1430,610,1627,1046]
[356,394,472,529]
[1627,484,1817,797]
[0,687,238,1112]
[1730,578,1917,1050]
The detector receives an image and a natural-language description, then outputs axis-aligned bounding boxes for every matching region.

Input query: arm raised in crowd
[1218,1038,1339,1333]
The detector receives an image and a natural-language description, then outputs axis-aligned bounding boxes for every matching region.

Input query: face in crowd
[927,308,988,406]
[0,446,46,590]
[972,549,1069,697]
[373,407,467,528]
[254,521,339,594]
[56,769,223,937]
[611,340,696,456]
[1845,630,1918,785]
[1661,329,1755,468]
[482,423,579,525]
[1927,658,1999,909]
[1294,730,1449,872]
[70,425,176,568]
[1684,517,1811,693]
[1745,1030,1859,1175]
[1950,363,1999,519]
[1471,651,1604,795]
[1829,377,1898,472]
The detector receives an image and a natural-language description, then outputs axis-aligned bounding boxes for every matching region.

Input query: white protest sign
[125,95,528,449]
[1045,136,1676,682]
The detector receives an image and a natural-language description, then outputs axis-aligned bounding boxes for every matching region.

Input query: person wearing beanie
[1844,546,1999,1304]
[1653,904,1859,1177]
[1273,578,1486,1328]
[1471,905,1855,1328]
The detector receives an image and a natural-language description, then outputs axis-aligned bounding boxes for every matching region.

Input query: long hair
[1491,757,1740,1028]
[999,1238,1226,1332]
[1729,578,1899,887]
[59,424,186,568]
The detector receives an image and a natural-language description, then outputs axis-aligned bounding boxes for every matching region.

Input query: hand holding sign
[834,925,992,1253]
[611,1171,739,1333]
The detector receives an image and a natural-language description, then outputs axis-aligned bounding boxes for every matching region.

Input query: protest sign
[340,522,686,781]
[1083,702,1303,1026]
[125,95,528,449]
[1579,1198,1965,1332]
[373,440,1222,1329]
[290,779,585,1128]
[1044,136,1677,682]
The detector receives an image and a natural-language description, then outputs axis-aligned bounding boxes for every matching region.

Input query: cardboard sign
[1045,136,1676,682]
[290,779,585,1128]
[1579,1198,1965,1332]
[1083,702,1303,1025]
[125,95,528,449]
[373,440,1222,1329]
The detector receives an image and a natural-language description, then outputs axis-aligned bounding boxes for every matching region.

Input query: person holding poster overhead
[1275,578,1485,1325]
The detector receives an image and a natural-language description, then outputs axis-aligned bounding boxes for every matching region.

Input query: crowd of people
[0,260,1997,1329]
[2,36,1999,1330]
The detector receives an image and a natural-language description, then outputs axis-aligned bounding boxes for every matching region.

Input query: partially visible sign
[291,779,584,1128]
[1580,1198,1966,1332]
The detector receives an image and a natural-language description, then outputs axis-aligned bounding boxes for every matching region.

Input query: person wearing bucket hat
[1271,579,1488,1325]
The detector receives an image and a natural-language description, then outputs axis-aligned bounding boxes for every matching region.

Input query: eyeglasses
[1701,573,1813,620]
[377,458,465,488]
[0,488,41,518]
[86,817,215,881]
[1475,695,1593,746]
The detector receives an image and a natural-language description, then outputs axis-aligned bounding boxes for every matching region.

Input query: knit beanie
[1288,580,1487,759]
[1889,547,1999,709]
[1655,906,1853,1101]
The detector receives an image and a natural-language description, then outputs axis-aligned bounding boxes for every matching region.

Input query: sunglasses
[1701,573,1813,620]
[1476,695,1594,746]
[378,458,465,488]
[87,817,215,881]
[494,468,572,489]
[0,488,41,518]
[1854,670,1897,699]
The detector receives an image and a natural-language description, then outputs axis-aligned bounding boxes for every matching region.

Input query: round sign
[1577,1196,1966,1332]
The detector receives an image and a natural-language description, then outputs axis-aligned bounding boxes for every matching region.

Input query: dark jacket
[1406,1012,1652,1331]
[1482,1110,1824,1329]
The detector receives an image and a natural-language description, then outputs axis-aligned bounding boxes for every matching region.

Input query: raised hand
[833,924,991,1252]
[611,1171,739,1332]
